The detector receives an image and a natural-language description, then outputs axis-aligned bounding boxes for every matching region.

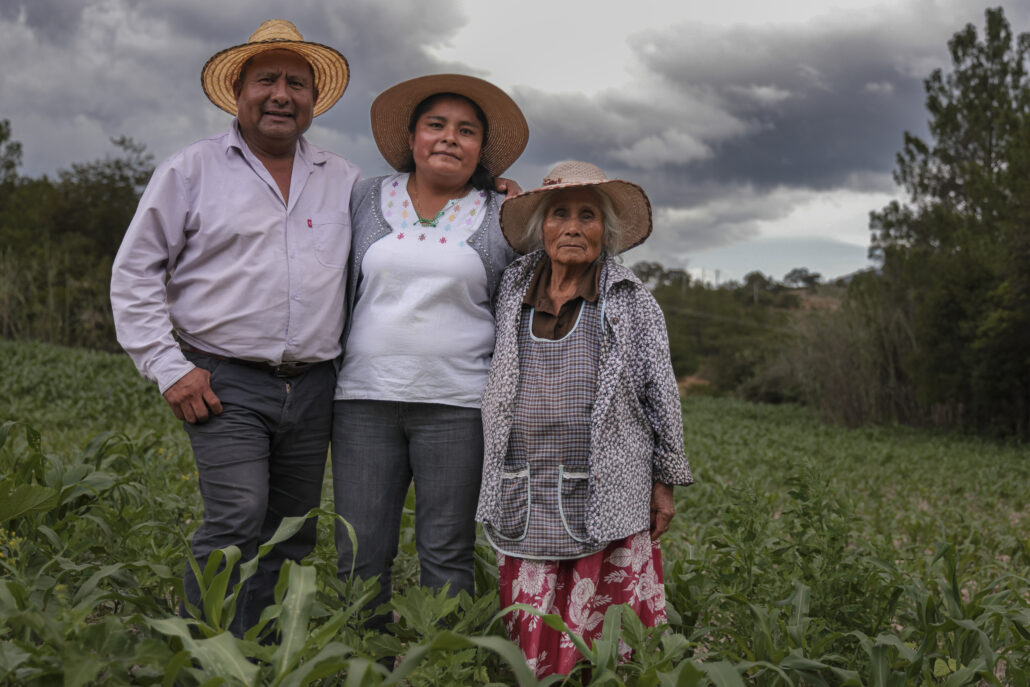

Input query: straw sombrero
[500,161,653,255]
[370,74,529,177]
[201,19,349,117]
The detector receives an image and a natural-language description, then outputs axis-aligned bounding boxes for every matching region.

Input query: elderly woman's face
[542,188,604,270]
[408,95,484,185]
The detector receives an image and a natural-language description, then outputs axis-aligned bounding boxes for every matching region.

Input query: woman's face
[408,96,484,185]
[541,188,605,271]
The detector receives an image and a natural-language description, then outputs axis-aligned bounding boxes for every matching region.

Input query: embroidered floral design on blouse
[379,175,488,249]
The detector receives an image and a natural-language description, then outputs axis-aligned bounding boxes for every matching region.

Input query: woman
[332,74,528,631]
[476,161,693,677]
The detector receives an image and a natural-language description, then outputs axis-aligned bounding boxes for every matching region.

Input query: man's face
[233,49,316,155]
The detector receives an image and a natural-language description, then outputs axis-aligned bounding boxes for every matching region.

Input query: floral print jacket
[476,250,693,544]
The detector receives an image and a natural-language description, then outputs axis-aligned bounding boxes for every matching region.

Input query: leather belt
[180,342,319,378]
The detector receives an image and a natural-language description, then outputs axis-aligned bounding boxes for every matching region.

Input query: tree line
[0,124,153,350]
[640,7,1029,439]
[811,6,1030,438]
[2,7,1027,438]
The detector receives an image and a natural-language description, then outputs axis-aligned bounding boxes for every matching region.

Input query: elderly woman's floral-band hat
[371,74,529,177]
[500,161,653,255]
[202,19,349,117]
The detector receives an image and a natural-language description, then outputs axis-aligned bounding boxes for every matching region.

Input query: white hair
[520,186,623,254]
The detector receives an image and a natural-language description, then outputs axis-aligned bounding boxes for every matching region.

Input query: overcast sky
[2,0,1026,282]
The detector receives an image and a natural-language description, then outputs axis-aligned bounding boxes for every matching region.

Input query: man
[111,20,359,635]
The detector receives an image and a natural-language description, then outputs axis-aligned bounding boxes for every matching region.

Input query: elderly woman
[476,161,693,677]
[332,74,528,632]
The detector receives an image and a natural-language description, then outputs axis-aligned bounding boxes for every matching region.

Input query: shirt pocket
[309,215,349,270]
[558,466,591,543]
[491,467,530,541]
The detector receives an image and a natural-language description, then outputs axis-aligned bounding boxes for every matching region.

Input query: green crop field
[1,338,1027,686]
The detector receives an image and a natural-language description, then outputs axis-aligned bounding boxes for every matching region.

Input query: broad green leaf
[194,632,260,685]
[780,651,829,671]
[869,644,889,687]
[656,659,705,687]
[202,546,242,631]
[0,640,31,675]
[272,564,316,678]
[872,634,916,662]
[386,630,539,687]
[276,643,354,687]
[942,659,984,687]
[701,660,745,687]
[72,562,124,607]
[0,479,59,521]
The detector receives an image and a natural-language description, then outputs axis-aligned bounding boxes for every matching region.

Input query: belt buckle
[273,361,308,378]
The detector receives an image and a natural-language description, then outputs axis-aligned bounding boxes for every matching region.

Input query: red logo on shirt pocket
[307,218,313,228]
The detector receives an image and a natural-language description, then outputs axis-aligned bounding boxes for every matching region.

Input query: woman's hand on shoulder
[649,482,675,540]
[494,177,523,198]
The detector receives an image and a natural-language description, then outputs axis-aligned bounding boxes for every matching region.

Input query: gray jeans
[331,399,484,632]
[182,352,334,636]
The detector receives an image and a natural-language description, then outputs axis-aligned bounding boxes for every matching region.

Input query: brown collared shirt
[523,256,602,340]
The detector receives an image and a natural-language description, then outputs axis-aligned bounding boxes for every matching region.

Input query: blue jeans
[331,400,484,631]
[183,353,334,636]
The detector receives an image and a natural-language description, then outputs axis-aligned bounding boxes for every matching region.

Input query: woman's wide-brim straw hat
[371,74,529,177]
[500,161,653,255]
[201,19,349,117]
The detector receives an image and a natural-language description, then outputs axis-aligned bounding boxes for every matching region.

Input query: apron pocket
[491,468,530,540]
[558,466,591,543]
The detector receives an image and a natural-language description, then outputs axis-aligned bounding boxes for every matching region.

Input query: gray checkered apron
[485,299,605,559]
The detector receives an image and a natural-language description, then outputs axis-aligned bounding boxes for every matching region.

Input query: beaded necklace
[408,177,468,227]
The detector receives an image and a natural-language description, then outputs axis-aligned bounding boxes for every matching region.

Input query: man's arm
[110,160,222,423]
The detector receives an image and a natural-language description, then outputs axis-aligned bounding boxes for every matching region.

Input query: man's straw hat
[370,74,529,177]
[500,161,653,255]
[201,19,349,117]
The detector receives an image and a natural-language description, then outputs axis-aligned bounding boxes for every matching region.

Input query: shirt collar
[523,255,602,315]
[225,119,324,167]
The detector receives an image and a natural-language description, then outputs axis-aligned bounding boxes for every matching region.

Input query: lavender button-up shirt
[111,122,360,393]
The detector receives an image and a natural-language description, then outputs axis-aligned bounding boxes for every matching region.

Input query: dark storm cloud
[3,0,1025,272]
[506,16,942,199]
[0,0,467,177]
[0,0,87,41]
[492,6,1020,258]
[631,20,934,190]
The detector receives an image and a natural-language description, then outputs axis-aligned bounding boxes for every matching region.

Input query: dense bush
[0,128,152,351]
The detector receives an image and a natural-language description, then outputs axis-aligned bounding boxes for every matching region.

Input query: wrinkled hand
[495,177,523,198]
[163,367,223,424]
[649,482,675,540]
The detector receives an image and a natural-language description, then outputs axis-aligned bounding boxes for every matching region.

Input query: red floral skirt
[497,530,668,678]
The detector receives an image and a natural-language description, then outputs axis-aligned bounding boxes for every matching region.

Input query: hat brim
[202,40,349,117]
[370,74,529,177]
[499,179,653,255]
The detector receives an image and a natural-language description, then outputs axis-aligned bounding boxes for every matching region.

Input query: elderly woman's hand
[649,482,675,540]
